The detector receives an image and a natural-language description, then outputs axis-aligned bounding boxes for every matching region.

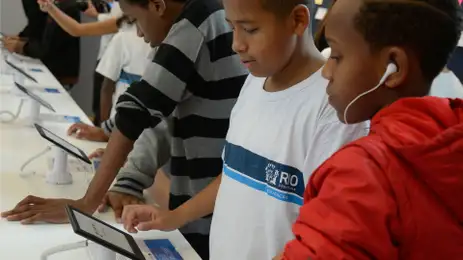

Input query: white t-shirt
[96,28,152,117]
[96,1,123,60]
[210,70,369,260]
[430,70,463,98]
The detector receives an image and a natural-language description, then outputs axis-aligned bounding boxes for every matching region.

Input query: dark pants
[448,47,463,84]
[92,60,104,126]
[183,233,209,260]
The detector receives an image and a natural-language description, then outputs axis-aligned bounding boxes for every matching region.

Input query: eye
[243,28,258,34]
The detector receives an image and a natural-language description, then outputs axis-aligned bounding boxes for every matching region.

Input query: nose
[231,30,247,54]
[322,60,334,81]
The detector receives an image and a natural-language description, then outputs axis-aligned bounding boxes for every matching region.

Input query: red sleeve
[283,146,399,260]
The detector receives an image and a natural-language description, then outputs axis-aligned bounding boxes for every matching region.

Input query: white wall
[0,1,99,117]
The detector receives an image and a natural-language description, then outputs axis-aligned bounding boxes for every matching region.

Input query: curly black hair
[354,0,462,82]
[261,0,315,17]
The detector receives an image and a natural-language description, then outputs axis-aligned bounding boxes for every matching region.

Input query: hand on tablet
[97,191,144,222]
[122,205,187,233]
[68,123,109,142]
[89,148,105,159]
[0,196,93,224]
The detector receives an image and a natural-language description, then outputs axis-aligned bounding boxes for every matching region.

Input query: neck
[164,1,185,23]
[266,39,325,92]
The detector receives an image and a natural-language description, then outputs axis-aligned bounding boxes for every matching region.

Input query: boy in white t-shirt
[121,0,368,259]
[96,28,152,132]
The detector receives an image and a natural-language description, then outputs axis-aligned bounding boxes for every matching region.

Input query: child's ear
[291,4,310,36]
[383,47,408,89]
[150,0,166,16]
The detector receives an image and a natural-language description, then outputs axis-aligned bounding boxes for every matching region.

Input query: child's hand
[83,0,98,18]
[98,191,144,223]
[37,0,54,13]
[67,123,109,142]
[122,205,187,233]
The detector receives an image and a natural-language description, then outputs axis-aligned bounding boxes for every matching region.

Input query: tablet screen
[15,83,55,112]
[35,124,91,164]
[5,59,38,83]
[73,210,134,254]
[66,205,145,260]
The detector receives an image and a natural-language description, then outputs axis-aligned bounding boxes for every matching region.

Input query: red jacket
[283,97,463,260]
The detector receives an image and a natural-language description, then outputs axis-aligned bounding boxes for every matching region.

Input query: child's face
[223,0,307,77]
[120,0,170,47]
[322,0,395,123]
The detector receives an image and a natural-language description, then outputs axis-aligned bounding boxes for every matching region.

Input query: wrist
[172,205,192,227]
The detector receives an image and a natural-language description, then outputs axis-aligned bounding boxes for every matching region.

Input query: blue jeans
[448,47,463,84]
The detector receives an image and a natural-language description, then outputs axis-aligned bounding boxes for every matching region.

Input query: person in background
[430,66,463,98]
[1,0,80,88]
[122,0,368,259]
[282,0,463,259]
[2,0,249,259]
[96,28,151,125]
[79,0,124,125]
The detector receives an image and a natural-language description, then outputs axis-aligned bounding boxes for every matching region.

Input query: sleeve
[101,116,117,135]
[110,121,171,198]
[96,32,125,82]
[115,19,205,140]
[97,13,113,21]
[22,7,79,59]
[303,117,369,176]
[283,148,398,260]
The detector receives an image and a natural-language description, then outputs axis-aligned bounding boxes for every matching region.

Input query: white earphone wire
[343,63,397,123]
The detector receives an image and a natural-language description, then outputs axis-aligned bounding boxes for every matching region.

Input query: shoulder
[311,138,390,189]
[178,0,225,29]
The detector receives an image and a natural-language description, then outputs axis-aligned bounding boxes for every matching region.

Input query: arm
[100,77,116,122]
[110,122,172,199]
[174,174,222,225]
[45,3,118,36]
[83,130,134,209]
[283,148,398,260]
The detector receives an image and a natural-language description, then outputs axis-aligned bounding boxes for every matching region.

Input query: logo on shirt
[265,163,299,192]
[223,142,305,205]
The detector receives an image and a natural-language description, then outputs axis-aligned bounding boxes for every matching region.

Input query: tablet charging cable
[19,145,52,177]
[40,240,118,260]
[0,98,25,123]
[40,240,88,260]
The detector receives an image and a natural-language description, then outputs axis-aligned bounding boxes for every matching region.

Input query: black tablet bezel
[65,205,145,260]
[4,59,38,83]
[34,123,92,165]
[15,82,55,112]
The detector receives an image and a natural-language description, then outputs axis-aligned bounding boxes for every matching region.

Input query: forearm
[174,174,222,224]
[83,130,134,208]
[47,4,84,37]
[48,4,118,36]
[100,78,116,122]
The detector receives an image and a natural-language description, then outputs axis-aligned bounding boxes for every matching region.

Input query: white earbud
[343,63,398,124]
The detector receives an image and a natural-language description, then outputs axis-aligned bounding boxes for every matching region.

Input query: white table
[0,49,201,260]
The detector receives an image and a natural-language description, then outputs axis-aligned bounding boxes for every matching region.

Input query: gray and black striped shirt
[114,0,248,256]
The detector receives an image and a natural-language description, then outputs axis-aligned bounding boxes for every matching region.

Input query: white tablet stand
[87,241,117,260]
[46,146,73,185]
[27,99,41,126]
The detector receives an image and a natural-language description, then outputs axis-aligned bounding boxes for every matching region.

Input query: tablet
[65,205,145,260]
[4,59,38,83]
[34,124,91,164]
[15,82,55,112]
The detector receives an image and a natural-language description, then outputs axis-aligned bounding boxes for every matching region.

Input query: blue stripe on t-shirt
[223,142,304,205]
[118,70,142,84]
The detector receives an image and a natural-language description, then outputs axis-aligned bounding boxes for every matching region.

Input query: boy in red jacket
[281,0,463,259]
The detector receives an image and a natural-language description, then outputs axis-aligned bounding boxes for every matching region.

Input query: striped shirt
[114,0,248,257]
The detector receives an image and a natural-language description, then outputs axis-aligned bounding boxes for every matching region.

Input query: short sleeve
[96,32,126,81]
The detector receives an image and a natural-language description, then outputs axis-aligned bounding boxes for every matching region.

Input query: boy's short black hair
[354,0,462,82]
[261,0,315,17]
[123,0,188,7]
